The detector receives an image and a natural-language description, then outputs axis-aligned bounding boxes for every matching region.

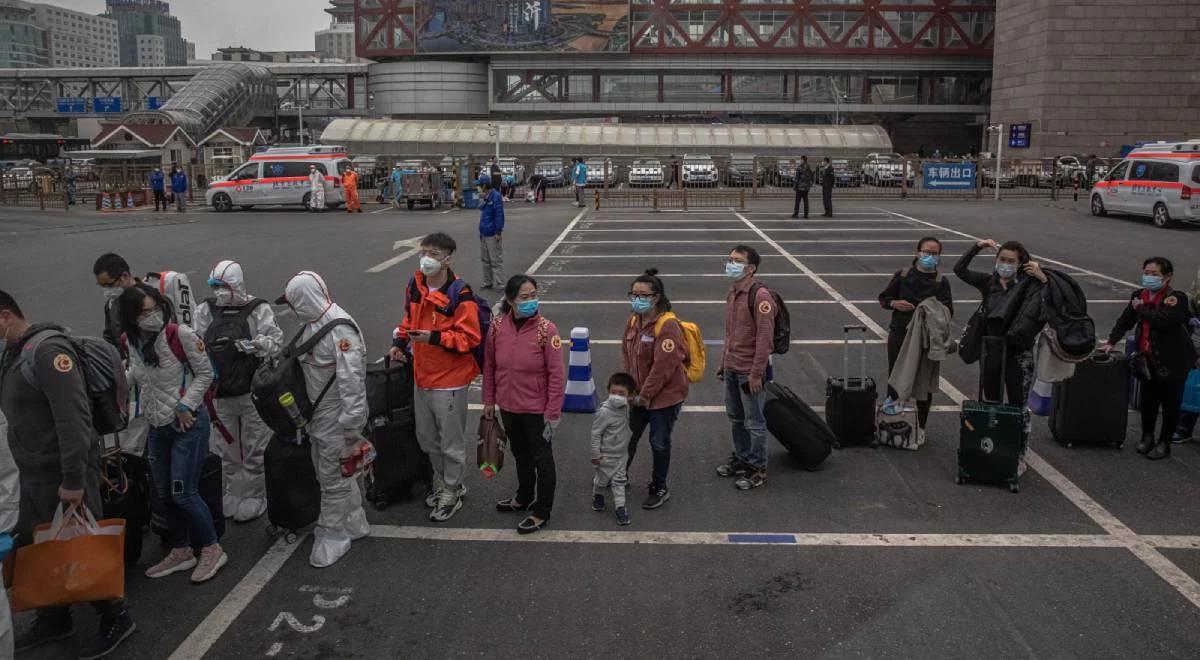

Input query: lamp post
[987,123,1004,201]
[486,122,500,163]
[281,101,308,145]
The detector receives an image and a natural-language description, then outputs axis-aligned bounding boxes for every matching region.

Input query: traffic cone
[101,193,112,211]
[562,327,598,414]
[126,192,134,209]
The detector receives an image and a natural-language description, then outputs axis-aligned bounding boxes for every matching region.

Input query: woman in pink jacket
[483,275,565,534]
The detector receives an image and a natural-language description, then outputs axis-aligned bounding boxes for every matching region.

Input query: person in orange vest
[342,164,362,213]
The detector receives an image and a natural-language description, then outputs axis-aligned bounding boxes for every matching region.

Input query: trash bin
[462,189,480,209]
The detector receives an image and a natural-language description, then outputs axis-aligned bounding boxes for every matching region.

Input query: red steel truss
[355,0,994,58]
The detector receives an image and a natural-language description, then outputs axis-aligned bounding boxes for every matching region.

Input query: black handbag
[959,303,986,365]
[1129,350,1152,381]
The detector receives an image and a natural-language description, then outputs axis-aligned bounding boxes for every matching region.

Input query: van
[206,146,351,212]
[1091,140,1200,228]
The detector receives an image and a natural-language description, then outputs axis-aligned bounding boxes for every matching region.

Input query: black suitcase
[1050,351,1129,448]
[101,448,152,566]
[957,339,1025,493]
[264,434,321,536]
[150,452,225,546]
[365,405,432,509]
[366,357,414,420]
[764,382,836,470]
[825,325,879,448]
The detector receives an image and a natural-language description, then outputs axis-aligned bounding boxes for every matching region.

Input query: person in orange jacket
[342,164,362,213]
[388,232,482,523]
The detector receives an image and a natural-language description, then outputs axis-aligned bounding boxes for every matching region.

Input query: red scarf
[1138,288,1168,354]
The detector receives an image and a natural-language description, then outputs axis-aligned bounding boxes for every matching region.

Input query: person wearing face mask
[94,252,148,454]
[170,165,188,213]
[477,175,505,290]
[308,164,326,212]
[878,237,955,431]
[621,268,688,509]
[954,239,1047,449]
[192,261,283,522]
[0,289,138,657]
[716,246,777,490]
[481,275,565,534]
[276,271,370,567]
[118,285,228,584]
[1099,257,1197,460]
[389,232,483,523]
[590,372,637,526]
[150,165,166,212]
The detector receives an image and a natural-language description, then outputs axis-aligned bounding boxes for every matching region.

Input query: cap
[476,176,491,187]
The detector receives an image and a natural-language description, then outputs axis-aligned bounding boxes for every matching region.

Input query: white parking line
[369,206,394,214]
[528,207,588,274]
[546,254,920,259]
[588,339,886,346]
[538,299,1130,306]
[466,403,960,414]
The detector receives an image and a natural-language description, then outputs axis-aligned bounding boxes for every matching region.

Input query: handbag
[958,303,986,365]
[477,416,508,479]
[1182,369,1200,414]
[1129,351,1152,382]
[10,504,126,612]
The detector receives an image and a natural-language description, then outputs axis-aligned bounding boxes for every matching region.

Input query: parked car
[497,157,526,185]
[1057,155,1109,186]
[682,154,718,187]
[206,146,350,212]
[862,153,914,187]
[724,154,763,187]
[981,166,1016,188]
[585,158,616,187]
[629,159,665,187]
[1091,140,1200,228]
[533,159,567,186]
[773,158,802,187]
[831,159,863,187]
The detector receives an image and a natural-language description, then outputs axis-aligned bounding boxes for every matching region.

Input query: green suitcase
[957,400,1025,493]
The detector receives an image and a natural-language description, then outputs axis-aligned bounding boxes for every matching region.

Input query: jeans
[501,411,556,519]
[724,373,769,469]
[174,191,186,212]
[148,408,217,549]
[626,402,682,491]
[1141,374,1186,444]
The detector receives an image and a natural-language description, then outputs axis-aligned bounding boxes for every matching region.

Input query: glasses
[724,258,748,266]
[420,250,446,260]
[627,293,655,301]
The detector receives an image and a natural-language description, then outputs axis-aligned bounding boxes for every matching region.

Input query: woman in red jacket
[482,275,565,534]
[621,269,689,511]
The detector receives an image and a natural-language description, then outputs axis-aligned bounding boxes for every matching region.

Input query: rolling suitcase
[365,357,413,420]
[264,434,321,537]
[957,339,1025,493]
[825,325,878,448]
[764,382,836,470]
[1050,351,1129,448]
[150,452,225,546]
[365,405,432,509]
[101,446,152,566]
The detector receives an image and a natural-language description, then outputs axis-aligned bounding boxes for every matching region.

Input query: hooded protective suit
[308,168,326,210]
[0,410,17,657]
[281,271,369,568]
[193,261,284,522]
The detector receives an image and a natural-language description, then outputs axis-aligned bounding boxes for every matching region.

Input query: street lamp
[986,123,1004,201]
[280,101,309,146]
[486,122,500,163]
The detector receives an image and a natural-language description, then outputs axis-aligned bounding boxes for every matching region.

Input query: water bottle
[278,392,306,430]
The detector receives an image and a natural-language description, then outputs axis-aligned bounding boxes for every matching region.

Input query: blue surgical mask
[630,296,654,314]
[918,253,939,270]
[1142,274,1164,292]
[515,299,540,318]
[725,261,747,279]
[995,262,1018,279]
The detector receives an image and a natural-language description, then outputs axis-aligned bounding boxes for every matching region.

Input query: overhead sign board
[94,97,123,113]
[56,97,86,113]
[146,96,162,110]
[415,0,631,54]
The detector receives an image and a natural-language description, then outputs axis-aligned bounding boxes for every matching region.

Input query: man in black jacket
[820,157,835,217]
[791,156,812,219]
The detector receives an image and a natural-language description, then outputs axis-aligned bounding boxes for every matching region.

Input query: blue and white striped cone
[101,194,111,210]
[562,327,598,414]
[126,192,134,208]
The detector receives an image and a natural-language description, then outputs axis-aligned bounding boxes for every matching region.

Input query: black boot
[15,609,75,652]
[1135,433,1154,455]
[1146,440,1171,461]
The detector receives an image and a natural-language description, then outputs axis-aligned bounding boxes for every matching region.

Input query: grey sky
[48,0,334,58]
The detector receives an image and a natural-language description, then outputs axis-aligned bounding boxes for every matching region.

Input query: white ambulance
[1091,140,1200,228]
[206,146,352,212]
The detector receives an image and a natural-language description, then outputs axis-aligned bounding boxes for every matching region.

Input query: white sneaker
[429,490,463,523]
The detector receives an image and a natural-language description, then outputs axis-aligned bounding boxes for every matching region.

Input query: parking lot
[3,195,1200,658]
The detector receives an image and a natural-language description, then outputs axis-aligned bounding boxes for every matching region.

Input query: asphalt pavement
[2,194,1199,659]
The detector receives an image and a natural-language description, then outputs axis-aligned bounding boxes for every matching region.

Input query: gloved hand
[0,532,13,562]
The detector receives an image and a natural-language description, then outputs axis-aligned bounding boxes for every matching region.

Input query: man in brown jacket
[716,246,776,490]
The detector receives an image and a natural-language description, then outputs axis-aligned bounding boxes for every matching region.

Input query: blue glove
[0,532,13,562]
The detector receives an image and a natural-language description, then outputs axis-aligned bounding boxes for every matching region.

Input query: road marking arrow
[366,236,424,274]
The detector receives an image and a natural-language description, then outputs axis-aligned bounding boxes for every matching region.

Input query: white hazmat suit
[0,410,18,657]
[308,168,326,211]
[279,271,369,568]
[194,260,284,522]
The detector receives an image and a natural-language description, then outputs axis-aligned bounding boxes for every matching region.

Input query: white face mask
[102,287,122,303]
[607,394,628,408]
[419,256,444,276]
[138,310,164,334]
[213,288,234,307]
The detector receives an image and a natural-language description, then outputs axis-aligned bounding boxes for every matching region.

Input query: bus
[0,133,90,169]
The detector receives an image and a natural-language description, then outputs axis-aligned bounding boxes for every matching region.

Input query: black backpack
[749,283,792,355]
[203,298,269,398]
[251,319,359,438]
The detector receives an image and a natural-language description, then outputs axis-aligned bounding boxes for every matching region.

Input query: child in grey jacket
[591,373,636,526]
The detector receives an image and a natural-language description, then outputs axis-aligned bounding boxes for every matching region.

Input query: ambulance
[1091,140,1200,228]
[206,146,352,212]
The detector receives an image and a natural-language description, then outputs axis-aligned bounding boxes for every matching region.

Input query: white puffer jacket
[127,323,214,428]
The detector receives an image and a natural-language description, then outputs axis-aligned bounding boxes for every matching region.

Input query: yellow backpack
[637,312,706,383]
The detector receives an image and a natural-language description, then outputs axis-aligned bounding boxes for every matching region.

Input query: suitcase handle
[842,325,869,385]
[1090,351,1116,365]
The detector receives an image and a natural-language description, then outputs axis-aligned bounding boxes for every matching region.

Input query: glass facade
[0,2,49,68]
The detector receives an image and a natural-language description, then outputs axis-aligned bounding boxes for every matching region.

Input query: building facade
[0,0,49,69]
[105,0,186,67]
[316,0,364,62]
[136,33,165,67]
[184,38,194,61]
[31,3,120,68]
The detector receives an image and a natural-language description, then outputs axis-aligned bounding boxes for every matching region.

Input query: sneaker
[430,490,463,523]
[614,506,630,526]
[1171,429,1193,445]
[592,494,606,511]
[77,611,136,660]
[716,454,748,478]
[145,547,197,579]
[191,545,229,584]
[14,612,75,653]
[517,515,548,535]
[424,488,442,508]
[642,487,670,510]
[735,469,767,491]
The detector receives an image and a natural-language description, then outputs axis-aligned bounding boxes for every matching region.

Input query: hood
[278,271,334,323]
[208,260,250,304]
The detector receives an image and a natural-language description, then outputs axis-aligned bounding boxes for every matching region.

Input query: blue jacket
[573,163,588,186]
[149,170,165,191]
[479,189,505,237]
[171,171,188,193]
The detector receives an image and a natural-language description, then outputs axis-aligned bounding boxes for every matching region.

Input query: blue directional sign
[923,162,977,190]
[56,97,86,113]
[1009,123,1032,149]
[145,96,162,110]
[94,96,123,113]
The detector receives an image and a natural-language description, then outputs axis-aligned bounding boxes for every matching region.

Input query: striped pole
[562,327,598,414]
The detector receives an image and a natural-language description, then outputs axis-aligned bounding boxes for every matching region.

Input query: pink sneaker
[145,548,196,579]
[191,545,228,584]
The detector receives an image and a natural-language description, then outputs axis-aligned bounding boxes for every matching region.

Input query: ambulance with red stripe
[1091,140,1200,228]
[206,146,352,212]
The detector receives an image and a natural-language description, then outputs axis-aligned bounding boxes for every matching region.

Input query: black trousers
[1140,374,1187,444]
[980,342,1029,406]
[792,190,809,217]
[153,189,167,210]
[886,328,933,428]
[822,186,833,216]
[501,410,556,519]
